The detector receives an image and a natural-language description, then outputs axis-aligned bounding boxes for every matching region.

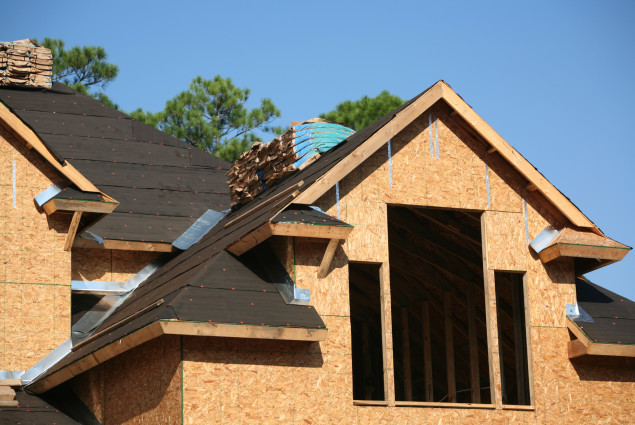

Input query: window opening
[387,206,491,404]
[495,271,531,405]
[349,262,385,400]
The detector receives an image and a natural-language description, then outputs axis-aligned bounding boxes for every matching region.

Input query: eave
[27,319,327,394]
[567,319,635,359]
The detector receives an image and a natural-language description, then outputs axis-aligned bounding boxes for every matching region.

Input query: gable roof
[0,83,231,244]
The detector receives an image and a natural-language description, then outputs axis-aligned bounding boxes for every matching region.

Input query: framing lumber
[361,321,373,400]
[467,285,481,403]
[42,198,119,215]
[444,292,456,402]
[317,238,340,279]
[511,278,527,404]
[64,211,82,251]
[73,238,176,253]
[394,401,495,409]
[270,222,353,240]
[421,301,433,402]
[0,101,101,193]
[400,307,412,401]
[379,262,396,406]
[226,222,274,256]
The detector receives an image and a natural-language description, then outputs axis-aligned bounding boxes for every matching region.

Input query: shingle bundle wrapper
[0,39,52,88]
[227,119,355,206]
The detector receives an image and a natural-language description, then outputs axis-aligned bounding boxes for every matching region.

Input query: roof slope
[574,277,635,345]
[0,83,230,243]
[31,249,325,389]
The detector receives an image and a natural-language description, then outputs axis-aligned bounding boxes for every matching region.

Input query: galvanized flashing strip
[566,303,595,323]
[71,255,168,344]
[0,370,25,380]
[34,183,65,207]
[529,226,561,253]
[21,338,72,385]
[172,209,226,250]
[71,280,129,295]
[387,139,393,188]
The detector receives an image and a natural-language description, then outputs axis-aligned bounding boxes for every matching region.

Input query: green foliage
[38,38,119,107]
[137,75,281,162]
[320,90,404,131]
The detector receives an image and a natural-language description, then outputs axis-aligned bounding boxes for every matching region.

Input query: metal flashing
[78,231,105,244]
[34,183,65,207]
[0,370,25,380]
[71,280,129,295]
[172,209,226,250]
[21,339,72,385]
[566,303,595,323]
[71,255,168,344]
[529,226,561,253]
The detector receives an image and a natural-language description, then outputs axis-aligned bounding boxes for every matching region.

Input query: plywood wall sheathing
[0,125,71,370]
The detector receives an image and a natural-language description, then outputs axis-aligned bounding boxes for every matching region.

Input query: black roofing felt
[574,277,635,345]
[53,186,106,202]
[272,205,351,227]
[0,83,230,243]
[0,389,84,425]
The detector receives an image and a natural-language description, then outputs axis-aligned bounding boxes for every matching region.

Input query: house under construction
[0,41,633,424]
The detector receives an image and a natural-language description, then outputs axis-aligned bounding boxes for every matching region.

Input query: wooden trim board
[539,243,630,264]
[0,101,101,193]
[64,212,82,251]
[73,238,176,252]
[42,198,119,215]
[270,222,353,240]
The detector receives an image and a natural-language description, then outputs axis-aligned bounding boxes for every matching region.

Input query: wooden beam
[317,238,340,279]
[64,211,82,251]
[379,262,396,406]
[444,292,456,402]
[226,222,274,256]
[0,102,101,193]
[294,82,445,205]
[73,238,176,253]
[160,320,327,341]
[0,379,22,387]
[439,82,597,231]
[400,307,412,401]
[421,301,433,402]
[511,278,527,404]
[487,147,497,154]
[467,285,481,403]
[567,339,588,359]
[525,183,538,192]
[224,181,304,228]
[270,221,353,240]
[42,198,119,215]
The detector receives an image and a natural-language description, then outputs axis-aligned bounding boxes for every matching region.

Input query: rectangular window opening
[495,271,531,406]
[387,206,491,404]
[349,261,385,401]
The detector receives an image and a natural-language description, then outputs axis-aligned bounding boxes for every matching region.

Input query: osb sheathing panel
[73,335,182,425]
[0,126,71,370]
[72,248,160,282]
[182,334,355,425]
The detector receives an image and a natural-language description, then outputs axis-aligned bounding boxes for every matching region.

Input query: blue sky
[6,0,635,299]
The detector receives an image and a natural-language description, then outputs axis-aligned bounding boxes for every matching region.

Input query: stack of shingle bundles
[226,119,356,207]
[0,39,52,88]
[226,130,299,206]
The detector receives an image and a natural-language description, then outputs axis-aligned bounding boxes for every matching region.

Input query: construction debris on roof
[227,119,355,206]
[0,39,52,88]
